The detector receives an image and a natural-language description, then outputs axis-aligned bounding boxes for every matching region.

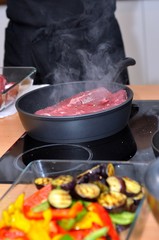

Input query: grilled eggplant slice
[48,189,72,208]
[76,165,101,184]
[122,177,142,196]
[34,177,53,189]
[75,183,100,200]
[52,175,75,191]
[100,163,115,177]
[93,180,109,193]
[125,190,144,212]
[76,163,115,184]
[132,191,144,204]
[126,197,136,212]
[106,176,126,193]
[98,191,127,213]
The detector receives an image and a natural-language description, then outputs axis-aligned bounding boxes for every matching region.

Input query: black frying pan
[15,58,135,143]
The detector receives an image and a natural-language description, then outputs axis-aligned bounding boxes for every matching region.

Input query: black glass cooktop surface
[0,100,158,183]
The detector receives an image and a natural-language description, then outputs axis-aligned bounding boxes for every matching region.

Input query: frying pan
[151,130,159,158]
[15,58,135,143]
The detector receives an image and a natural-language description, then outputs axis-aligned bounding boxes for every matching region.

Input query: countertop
[0,85,159,239]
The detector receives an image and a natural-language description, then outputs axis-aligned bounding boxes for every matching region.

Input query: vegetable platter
[0,160,149,240]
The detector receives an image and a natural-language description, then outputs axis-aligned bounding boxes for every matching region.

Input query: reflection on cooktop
[21,124,137,160]
[0,100,158,183]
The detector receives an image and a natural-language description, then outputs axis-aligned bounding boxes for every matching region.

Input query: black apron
[4,0,129,84]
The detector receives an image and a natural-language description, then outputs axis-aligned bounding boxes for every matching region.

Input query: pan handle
[113,57,136,83]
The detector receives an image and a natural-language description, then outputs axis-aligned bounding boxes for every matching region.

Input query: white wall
[116,1,146,84]
[0,5,8,67]
[116,0,159,85]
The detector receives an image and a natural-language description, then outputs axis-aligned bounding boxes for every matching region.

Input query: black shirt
[6,0,116,27]
[4,0,129,85]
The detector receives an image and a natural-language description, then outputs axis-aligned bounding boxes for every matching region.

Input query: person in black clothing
[4,0,129,85]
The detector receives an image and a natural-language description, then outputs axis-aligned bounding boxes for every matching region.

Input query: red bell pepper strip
[25,205,84,221]
[23,184,52,211]
[68,201,84,218]
[23,184,52,219]
[23,209,45,220]
[50,201,84,220]
[66,229,90,240]
[0,227,28,239]
[87,202,119,240]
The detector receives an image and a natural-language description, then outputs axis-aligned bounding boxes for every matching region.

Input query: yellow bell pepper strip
[0,194,31,234]
[0,193,25,228]
[27,220,51,240]
[74,211,103,230]
[5,210,31,233]
[8,193,25,212]
[87,202,120,240]
[52,234,66,240]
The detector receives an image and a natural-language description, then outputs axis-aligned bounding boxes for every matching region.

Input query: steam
[45,1,122,85]
[77,44,115,82]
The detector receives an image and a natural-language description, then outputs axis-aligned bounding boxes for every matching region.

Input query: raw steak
[0,74,7,93]
[35,87,128,117]
[0,74,15,93]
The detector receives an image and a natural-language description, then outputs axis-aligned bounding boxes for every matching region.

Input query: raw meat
[0,74,15,93]
[35,87,128,117]
[0,74,7,93]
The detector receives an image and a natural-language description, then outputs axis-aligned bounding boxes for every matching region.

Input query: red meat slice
[35,87,128,117]
[0,74,7,93]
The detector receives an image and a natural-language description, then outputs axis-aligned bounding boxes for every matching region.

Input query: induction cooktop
[0,100,158,183]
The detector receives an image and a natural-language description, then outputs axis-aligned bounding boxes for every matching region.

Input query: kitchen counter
[0,84,159,239]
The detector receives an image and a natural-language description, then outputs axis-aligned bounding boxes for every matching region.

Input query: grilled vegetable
[52,175,75,190]
[100,163,115,177]
[110,211,135,225]
[76,163,115,184]
[48,189,72,208]
[98,191,127,213]
[32,201,50,212]
[125,197,136,212]
[123,177,142,196]
[75,183,100,200]
[34,177,53,189]
[0,163,145,239]
[76,165,101,184]
[106,176,126,193]
[93,180,109,193]
[132,191,145,204]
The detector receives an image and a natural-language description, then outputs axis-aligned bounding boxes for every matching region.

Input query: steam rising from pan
[42,1,128,85]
